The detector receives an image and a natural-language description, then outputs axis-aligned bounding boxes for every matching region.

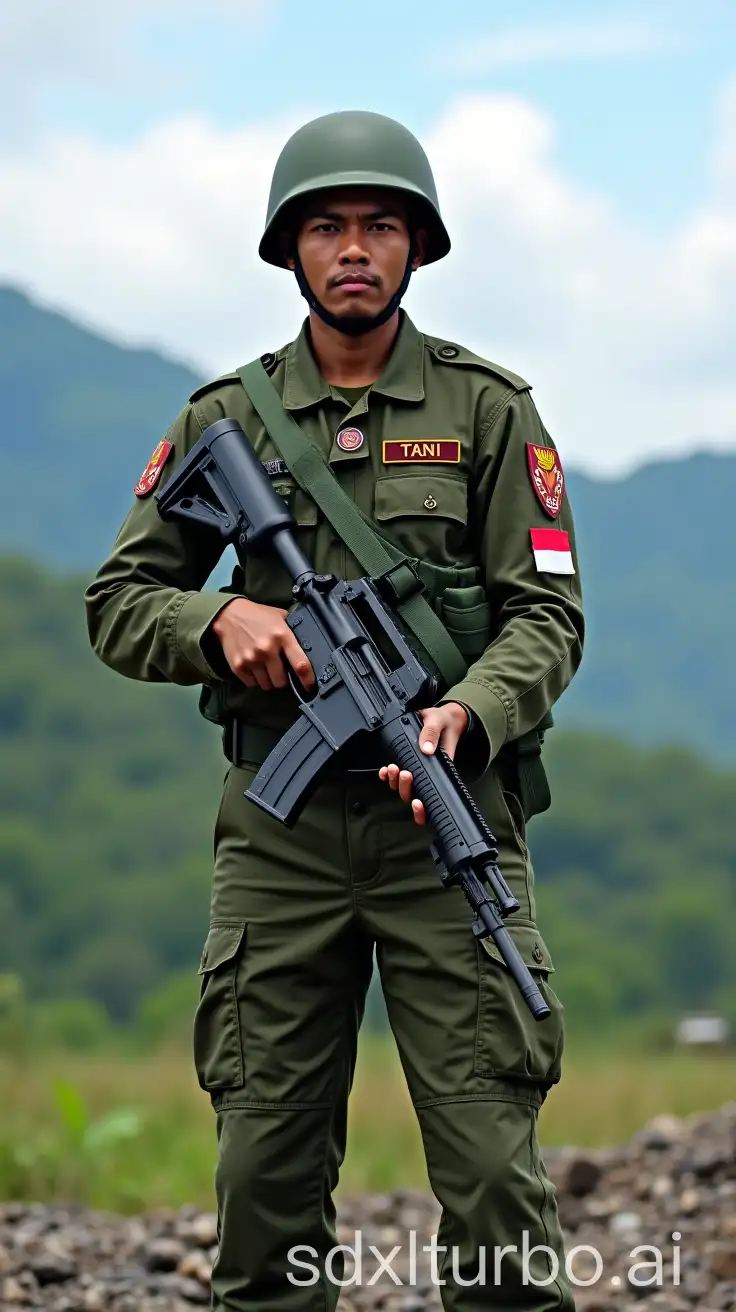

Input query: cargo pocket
[474,921,564,1090]
[193,921,247,1092]
[440,584,491,660]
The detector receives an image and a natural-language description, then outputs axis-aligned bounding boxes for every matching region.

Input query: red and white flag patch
[134,439,173,497]
[530,528,575,575]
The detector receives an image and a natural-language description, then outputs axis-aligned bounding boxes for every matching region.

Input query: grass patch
[0,1034,732,1210]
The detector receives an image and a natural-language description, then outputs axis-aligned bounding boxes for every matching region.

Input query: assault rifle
[157,418,551,1021]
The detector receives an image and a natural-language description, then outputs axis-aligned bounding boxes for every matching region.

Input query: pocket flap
[375,472,468,525]
[198,922,246,974]
[480,922,554,974]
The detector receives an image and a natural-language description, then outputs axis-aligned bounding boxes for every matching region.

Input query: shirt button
[438,344,459,358]
[424,494,437,510]
[351,799,367,817]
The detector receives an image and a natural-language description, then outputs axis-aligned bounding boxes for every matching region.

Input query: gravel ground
[1,1103,734,1311]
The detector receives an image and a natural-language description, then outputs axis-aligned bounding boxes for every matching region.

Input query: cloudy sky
[3,0,735,474]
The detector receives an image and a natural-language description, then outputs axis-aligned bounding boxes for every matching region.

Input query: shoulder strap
[236,359,468,689]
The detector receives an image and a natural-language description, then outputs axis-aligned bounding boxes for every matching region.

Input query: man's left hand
[378,702,469,826]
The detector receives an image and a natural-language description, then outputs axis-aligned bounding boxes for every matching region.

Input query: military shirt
[84,311,584,770]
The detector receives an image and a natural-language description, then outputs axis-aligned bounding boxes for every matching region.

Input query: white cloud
[0,87,735,475]
[437,19,670,76]
[2,0,265,144]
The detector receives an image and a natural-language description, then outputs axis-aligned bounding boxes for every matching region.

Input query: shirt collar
[281,310,426,411]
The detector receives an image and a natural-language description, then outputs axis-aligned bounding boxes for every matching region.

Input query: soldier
[85,111,584,1311]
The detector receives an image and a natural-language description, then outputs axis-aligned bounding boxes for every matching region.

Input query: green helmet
[259,110,450,268]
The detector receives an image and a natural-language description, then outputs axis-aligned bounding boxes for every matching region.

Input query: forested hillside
[1,557,734,1034]
[1,284,733,761]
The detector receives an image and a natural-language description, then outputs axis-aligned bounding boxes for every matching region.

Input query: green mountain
[1,284,733,760]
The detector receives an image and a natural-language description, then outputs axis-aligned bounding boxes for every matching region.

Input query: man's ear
[412,228,428,271]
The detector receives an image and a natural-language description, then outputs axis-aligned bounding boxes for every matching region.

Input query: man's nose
[338,225,370,264]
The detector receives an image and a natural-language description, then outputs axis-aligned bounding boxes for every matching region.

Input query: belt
[223,719,386,775]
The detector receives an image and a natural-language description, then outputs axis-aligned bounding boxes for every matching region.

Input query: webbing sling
[236,359,468,689]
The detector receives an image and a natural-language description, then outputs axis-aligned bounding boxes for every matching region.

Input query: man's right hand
[210,598,316,692]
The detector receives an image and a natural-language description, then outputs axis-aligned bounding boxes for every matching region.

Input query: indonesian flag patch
[530,528,575,575]
[527,443,564,518]
[134,439,173,497]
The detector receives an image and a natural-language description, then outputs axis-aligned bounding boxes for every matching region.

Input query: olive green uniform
[85,310,584,1310]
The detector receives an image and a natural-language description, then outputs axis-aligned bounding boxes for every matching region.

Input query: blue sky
[45,0,734,229]
[3,0,736,473]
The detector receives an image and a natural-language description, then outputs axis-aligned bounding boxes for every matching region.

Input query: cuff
[439,679,509,777]
[173,591,238,682]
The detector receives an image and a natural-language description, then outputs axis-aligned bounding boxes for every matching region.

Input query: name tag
[383,440,461,464]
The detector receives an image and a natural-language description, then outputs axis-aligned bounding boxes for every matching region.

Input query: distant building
[675,1013,731,1047]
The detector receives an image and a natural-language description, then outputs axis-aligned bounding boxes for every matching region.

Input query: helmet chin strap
[292,242,415,337]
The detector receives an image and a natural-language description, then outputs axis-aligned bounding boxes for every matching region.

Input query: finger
[398,769,414,804]
[412,799,426,826]
[264,651,288,689]
[439,725,462,762]
[283,631,316,688]
[386,764,400,791]
[251,662,274,692]
[418,711,442,756]
[378,766,389,782]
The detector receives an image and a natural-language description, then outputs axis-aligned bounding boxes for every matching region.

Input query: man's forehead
[298,187,408,218]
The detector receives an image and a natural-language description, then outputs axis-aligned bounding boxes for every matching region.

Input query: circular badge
[336,427,364,452]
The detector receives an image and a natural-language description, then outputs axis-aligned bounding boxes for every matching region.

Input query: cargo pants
[193,755,574,1311]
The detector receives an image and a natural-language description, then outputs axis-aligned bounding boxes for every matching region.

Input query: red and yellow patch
[134,439,173,498]
[383,439,461,464]
[526,443,564,518]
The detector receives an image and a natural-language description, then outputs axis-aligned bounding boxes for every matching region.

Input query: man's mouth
[333,272,378,293]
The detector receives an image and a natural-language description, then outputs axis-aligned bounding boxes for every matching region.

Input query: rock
[679,1187,701,1214]
[639,1114,684,1149]
[1,1275,31,1304]
[81,1286,108,1310]
[708,1243,736,1281]
[178,1213,218,1249]
[178,1250,213,1287]
[142,1237,187,1272]
[28,1250,77,1285]
[562,1154,603,1197]
[609,1210,642,1234]
[651,1175,674,1200]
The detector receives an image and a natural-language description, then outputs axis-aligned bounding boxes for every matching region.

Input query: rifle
[157,418,551,1021]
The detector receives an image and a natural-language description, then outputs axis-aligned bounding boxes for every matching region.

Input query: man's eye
[313,222,338,232]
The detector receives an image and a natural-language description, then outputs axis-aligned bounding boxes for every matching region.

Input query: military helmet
[259,110,450,268]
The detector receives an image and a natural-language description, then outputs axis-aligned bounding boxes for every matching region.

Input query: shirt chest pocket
[374,470,469,567]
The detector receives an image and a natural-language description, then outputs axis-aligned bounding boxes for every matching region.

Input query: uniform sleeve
[440,389,585,770]
[84,404,237,685]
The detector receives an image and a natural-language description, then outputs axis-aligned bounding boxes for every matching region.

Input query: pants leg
[360,765,574,1311]
[194,765,375,1311]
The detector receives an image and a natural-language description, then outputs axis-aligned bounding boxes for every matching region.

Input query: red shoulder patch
[526,443,564,519]
[134,439,173,498]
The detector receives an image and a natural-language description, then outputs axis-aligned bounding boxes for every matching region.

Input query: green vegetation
[0,1036,733,1208]
[1,554,734,1037]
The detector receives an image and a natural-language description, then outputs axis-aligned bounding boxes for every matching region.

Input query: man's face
[286,188,426,325]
